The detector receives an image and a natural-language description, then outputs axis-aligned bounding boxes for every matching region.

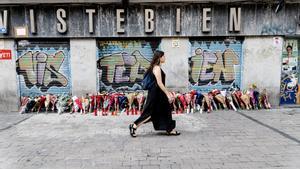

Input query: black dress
[134,68,176,132]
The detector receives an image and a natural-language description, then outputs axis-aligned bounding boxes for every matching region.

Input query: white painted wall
[0,39,19,112]
[242,37,283,106]
[160,38,189,93]
[70,39,97,97]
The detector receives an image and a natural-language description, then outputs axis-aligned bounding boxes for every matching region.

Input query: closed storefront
[97,39,161,92]
[16,40,71,97]
[1,1,299,111]
[188,39,243,92]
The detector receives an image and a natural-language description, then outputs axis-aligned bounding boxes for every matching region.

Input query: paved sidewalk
[0,112,33,131]
[0,108,299,169]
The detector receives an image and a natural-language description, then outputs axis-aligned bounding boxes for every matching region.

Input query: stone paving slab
[0,108,299,169]
[0,112,33,131]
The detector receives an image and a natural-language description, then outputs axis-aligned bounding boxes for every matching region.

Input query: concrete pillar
[242,37,283,106]
[160,38,189,93]
[70,39,97,97]
[0,39,19,112]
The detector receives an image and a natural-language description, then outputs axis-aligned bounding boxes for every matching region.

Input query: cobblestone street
[0,109,299,169]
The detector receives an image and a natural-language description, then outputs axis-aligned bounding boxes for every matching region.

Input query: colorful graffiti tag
[280,39,299,104]
[16,45,71,97]
[189,40,242,92]
[97,40,160,91]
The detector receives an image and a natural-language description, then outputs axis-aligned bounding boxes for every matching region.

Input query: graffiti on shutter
[97,40,160,92]
[16,41,71,97]
[189,40,242,92]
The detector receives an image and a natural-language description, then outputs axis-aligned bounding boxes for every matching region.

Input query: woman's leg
[166,118,179,135]
[166,120,176,133]
[133,111,151,128]
[129,109,151,137]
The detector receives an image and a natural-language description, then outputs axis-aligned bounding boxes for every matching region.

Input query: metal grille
[16,40,71,97]
[189,39,243,92]
[97,39,161,92]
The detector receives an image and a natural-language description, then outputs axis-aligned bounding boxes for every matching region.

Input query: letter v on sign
[0,10,8,34]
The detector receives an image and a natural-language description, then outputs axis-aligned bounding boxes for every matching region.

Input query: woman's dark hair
[147,50,164,72]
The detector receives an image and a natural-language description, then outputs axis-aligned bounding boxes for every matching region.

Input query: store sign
[0,10,8,34]
[0,7,242,36]
[0,49,12,60]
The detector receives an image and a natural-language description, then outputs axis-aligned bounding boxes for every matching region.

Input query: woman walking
[129,50,180,137]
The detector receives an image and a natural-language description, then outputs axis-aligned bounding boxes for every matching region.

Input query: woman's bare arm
[152,65,169,96]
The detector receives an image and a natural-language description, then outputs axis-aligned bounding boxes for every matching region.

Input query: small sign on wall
[0,49,12,60]
[172,39,180,48]
[273,37,282,48]
[14,26,28,37]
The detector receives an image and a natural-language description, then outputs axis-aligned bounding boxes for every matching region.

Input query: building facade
[0,0,299,111]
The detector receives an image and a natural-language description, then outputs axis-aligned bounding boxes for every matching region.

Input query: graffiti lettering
[130,50,150,82]
[199,49,217,81]
[190,48,202,82]
[99,52,126,83]
[98,51,150,85]
[17,51,68,92]
[97,40,160,91]
[190,48,239,85]
[213,49,239,82]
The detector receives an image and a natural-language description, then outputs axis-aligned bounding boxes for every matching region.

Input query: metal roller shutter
[189,39,243,92]
[16,40,71,97]
[97,39,161,92]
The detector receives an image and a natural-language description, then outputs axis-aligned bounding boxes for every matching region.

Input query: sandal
[167,130,181,136]
[129,124,137,137]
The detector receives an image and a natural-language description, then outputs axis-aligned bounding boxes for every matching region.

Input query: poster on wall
[280,39,300,104]
[97,39,161,92]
